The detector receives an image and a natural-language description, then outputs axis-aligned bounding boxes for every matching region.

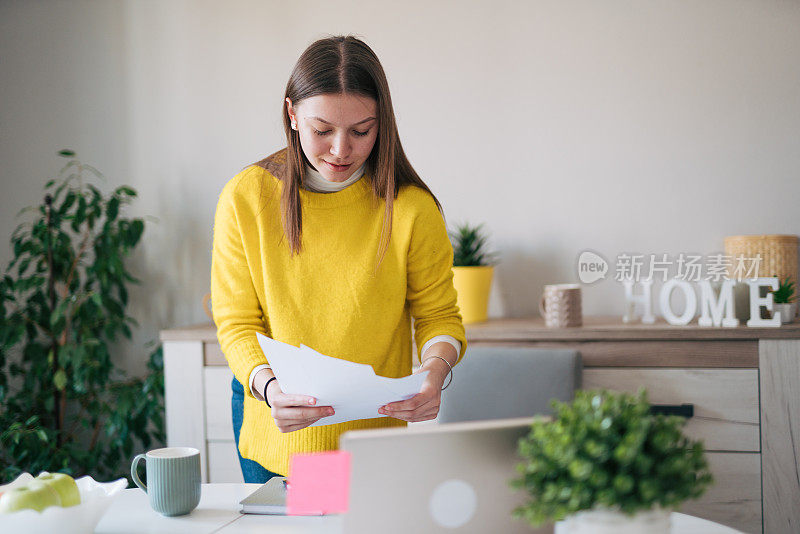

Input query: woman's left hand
[378,361,448,423]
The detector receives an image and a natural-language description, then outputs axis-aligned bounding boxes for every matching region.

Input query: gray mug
[131,446,201,516]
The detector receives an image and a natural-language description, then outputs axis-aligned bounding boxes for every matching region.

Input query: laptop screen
[340,417,552,534]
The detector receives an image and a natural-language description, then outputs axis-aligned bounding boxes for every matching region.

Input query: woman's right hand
[265,378,335,433]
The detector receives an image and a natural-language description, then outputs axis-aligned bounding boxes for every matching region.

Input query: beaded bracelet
[263,376,278,407]
[420,355,453,390]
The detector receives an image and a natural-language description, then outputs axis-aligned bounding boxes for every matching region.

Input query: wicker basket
[723,234,798,285]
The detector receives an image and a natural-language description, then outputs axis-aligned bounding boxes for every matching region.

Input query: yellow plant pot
[452,266,494,324]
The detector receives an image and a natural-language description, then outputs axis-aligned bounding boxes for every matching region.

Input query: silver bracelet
[420,355,453,390]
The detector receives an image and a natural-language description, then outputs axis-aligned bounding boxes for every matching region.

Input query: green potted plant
[769,275,796,324]
[0,150,164,485]
[511,389,713,534]
[448,222,497,324]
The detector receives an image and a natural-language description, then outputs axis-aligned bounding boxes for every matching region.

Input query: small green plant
[448,222,497,267]
[0,150,165,485]
[770,275,795,304]
[510,389,713,527]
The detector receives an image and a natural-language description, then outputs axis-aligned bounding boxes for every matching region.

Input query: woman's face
[286,93,378,183]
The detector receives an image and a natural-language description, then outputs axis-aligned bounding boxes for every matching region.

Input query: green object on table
[510,389,714,527]
[131,447,201,516]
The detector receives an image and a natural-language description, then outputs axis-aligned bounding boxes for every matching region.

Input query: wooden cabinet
[159,334,242,484]
[161,317,800,534]
[582,368,760,452]
[582,368,761,532]
[465,317,800,534]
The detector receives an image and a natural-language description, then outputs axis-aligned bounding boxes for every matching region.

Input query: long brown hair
[278,35,442,268]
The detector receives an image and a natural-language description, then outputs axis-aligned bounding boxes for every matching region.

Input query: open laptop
[340,417,553,534]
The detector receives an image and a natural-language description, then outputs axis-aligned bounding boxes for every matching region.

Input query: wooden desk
[160,317,800,534]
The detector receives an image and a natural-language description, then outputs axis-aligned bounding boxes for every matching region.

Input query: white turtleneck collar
[303,162,366,193]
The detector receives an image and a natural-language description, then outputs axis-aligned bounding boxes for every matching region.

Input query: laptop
[340,417,553,534]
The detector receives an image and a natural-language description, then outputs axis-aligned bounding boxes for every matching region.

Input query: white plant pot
[772,303,797,324]
[555,507,671,534]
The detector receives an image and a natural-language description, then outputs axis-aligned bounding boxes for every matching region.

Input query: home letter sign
[622,279,655,324]
[746,277,781,327]
[698,280,739,327]
[659,279,697,326]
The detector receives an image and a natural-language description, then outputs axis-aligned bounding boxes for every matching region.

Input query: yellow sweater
[210,150,467,476]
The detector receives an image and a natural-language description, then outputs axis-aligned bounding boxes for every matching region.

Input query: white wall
[2,0,799,374]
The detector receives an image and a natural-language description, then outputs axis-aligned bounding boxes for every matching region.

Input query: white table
[95,484,340,534]
[94,483,742,534]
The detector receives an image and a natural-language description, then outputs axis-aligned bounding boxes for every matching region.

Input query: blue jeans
[231,377,282,483]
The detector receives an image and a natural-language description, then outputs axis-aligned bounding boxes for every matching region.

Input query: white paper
[255,333,428,427]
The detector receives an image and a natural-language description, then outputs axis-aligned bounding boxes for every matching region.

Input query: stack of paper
[256,333,428,427]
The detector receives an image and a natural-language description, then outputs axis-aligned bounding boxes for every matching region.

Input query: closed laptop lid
[340,418,552,534]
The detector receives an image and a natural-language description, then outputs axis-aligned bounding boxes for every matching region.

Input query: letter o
[659,279,697,325]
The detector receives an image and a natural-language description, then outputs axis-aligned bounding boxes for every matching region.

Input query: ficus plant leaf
[0,150,164,486]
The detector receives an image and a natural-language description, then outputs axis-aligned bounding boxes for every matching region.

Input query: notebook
[239,476,287,515]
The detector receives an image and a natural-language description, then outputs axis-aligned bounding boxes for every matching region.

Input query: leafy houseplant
[511,389,713,533]
[0,150,165,486]
[448,222,497,324]
[770,275,796,324]
[449,222,496,268]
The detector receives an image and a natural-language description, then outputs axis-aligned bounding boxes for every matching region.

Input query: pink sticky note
[286,450,351,515]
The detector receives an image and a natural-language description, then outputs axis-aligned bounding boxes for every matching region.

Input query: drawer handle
[649,403,694,418]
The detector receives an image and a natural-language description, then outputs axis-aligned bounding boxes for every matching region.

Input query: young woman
[211,35,467,483]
